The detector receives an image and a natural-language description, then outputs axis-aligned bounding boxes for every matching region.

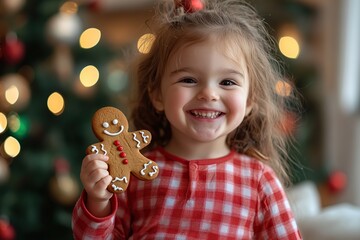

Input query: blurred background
[0,0,359,239]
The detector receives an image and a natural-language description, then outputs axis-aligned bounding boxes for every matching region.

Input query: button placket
[186,162,199,199]
[189,162,199,181]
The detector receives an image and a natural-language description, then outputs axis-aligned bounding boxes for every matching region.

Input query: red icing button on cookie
[120,152,126,158]
[117,146,123,151]
[122,159,128,164]
[114,140,120,146]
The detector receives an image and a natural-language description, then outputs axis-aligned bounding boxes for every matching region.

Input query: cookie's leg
[131,157,159,181]
[107,170,131,193]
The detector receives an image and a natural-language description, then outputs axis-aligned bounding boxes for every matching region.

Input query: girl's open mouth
[189,110,223,119]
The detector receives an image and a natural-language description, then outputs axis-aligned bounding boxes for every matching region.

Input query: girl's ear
[149,89,164,111]
[245,104,252,116]
[245,99,253,116]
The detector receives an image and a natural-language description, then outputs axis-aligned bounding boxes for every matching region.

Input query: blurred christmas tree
[0,0,136,238]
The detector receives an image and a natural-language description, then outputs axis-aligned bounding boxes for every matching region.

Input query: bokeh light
[279,36,300,59]
[137,33,155,54]
[8,113,20,133]
[79,28,101,49]
[8,113,28,138]
[2,0,25,13]
[60,1,78,14]
[80,65,99,87]
[3,136,21,158]
[275,80,293,97]
[0,73,31,111]
[106,69,128,92]
[46,12,82,45]
[47,92,65,115]
[5,85,19,105]
[0,112,7,133]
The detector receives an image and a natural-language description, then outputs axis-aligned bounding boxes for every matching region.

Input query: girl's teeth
[192,111,220,118]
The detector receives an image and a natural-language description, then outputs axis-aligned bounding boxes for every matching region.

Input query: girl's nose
[197,85,219,101]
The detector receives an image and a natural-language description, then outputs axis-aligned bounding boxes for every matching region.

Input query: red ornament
[87,0,101,12]
[0,219,15,240]
[328,170,347,193]
[181,0,204,13]
[3,38,25,65]
[54,158,70,174]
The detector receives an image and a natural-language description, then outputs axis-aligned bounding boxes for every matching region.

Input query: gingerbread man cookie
[86,106,159,193]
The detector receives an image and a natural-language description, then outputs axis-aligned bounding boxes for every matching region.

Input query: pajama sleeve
[72,190,132,239]
[254,166,302,240]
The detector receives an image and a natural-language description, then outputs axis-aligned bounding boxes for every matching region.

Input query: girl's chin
[184,132,227,144]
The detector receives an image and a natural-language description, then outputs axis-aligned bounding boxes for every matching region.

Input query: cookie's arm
[86,142,109,156]
[128,130,152,150]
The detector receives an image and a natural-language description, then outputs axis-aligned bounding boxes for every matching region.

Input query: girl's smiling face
[151,37,252,149]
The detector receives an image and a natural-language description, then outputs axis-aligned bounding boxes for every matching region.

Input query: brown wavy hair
[130,0,298,185]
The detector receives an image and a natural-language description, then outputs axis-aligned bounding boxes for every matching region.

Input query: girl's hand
[80,154,113,216]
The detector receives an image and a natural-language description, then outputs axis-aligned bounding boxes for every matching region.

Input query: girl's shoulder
[233,152,268,170]
[233,152,281,182]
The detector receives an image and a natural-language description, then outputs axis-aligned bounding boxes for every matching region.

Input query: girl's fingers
[82,154,109,168]
[82,170,110,193]
[83,158,108,173]
[93,175,113,192]
[87,168,110,185]
[80,155,109,187]
[86,175,113,200]
[81,165,109,185]
[81,155,108,174]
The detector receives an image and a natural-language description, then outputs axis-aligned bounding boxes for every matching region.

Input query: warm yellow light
[0,112,7,133]
[60,1,78,14]
[279,36,300,59]
[80,28,101,49]
[5,85,19,105]
[80,65,99,87]
[137,33,155,54]
[8,113,20,132]
[275,80,293,97]
[4,136,21,158]
[47,92,65,115]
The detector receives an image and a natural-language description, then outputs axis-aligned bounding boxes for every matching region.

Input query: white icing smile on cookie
[102,119,124,136]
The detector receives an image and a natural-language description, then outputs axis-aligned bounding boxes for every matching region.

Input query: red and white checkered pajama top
[72,147,302,239]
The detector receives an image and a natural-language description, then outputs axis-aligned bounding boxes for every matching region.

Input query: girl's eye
[220,79,237,86]
[179,77,196,84]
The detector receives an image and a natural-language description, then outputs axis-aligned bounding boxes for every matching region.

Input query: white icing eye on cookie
[102,119,119,129]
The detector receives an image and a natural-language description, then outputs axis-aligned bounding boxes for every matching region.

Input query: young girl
[72,0,302,239]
